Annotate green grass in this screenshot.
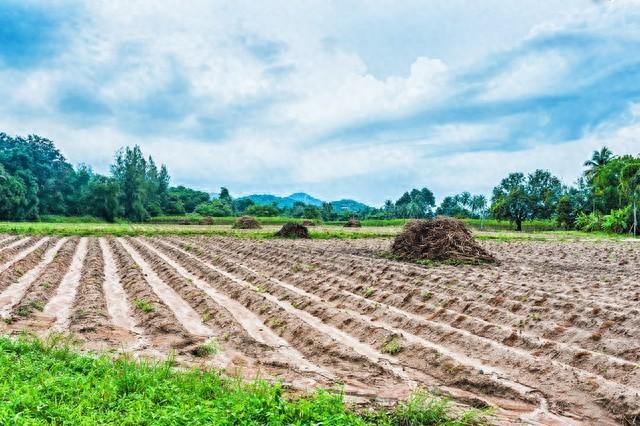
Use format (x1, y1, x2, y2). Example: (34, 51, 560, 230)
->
(1, 219, 632, 241)
(38, 215, 109, 224)
(0, 221, 394, 239)
(149, 215, 320, 226)
(0, 334, 486, 425)
(381, 337, 403, 355)
(192, 340, 219, 358)
(133, 298, 154, 313)
(463, 218, 559, 232)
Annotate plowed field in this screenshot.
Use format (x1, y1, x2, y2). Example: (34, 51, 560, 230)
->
(0, 234, 638, 425)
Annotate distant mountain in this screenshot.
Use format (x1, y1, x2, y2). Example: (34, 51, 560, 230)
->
(237, 192, 369, 212)
(330, 199, 369, 212)
(287, 192, 323, 206)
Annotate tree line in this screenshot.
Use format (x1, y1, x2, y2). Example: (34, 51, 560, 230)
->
(0, 133, 210, 222)
(0, 133, 638, 233)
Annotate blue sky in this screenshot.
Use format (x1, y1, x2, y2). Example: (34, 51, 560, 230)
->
(1, 0, 640, 205)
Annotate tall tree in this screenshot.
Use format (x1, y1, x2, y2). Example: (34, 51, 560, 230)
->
(620, 159, 640, 235)
(491, 172, 531, 231)
(527, 169, 563, 219)
(111, 146, 149, 221)
(584, 146, 614, 179)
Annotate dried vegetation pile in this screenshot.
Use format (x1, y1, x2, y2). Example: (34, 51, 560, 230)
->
(275, 222, 310, 239)
(232, 216, 262, 229)
(391, 217, 496, 264)
(343, 218, 362, 228)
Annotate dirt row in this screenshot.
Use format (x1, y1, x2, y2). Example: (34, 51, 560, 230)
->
(162, 236, 638, 424)
(0, 235, 637, 424)
(204, 237, 640, 362)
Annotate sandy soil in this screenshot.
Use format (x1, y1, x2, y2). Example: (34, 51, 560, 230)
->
(0, 234, 638, 425)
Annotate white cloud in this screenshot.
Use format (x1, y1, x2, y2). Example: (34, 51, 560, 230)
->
(2, 0, 640, 205)
(481, 51, 572, 101)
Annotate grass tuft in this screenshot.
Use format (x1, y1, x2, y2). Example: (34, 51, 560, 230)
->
(381, 337, 403, 355)
(133, 298, 154, 313)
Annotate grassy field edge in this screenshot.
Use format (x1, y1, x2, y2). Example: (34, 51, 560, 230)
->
(0, 334, 486, 425)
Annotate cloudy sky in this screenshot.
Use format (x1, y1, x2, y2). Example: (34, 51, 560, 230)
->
(1, 0, 640, 205)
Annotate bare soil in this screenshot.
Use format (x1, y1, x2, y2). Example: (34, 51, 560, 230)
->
(0, 234, 638, 425)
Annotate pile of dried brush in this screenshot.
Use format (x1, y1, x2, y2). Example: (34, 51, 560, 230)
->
(275, 222, 310, 238)
(391, 217, 496, 264)
(232, 216, 262, 229)
(301, 220, 316, 227)
(200, 216, 214, 225)
(343, 218, 362, 228)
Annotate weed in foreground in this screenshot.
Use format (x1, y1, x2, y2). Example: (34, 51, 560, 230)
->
(133, 298, 154, 313)
(381, 336, 403, 355)
(192, 339, 219, 358)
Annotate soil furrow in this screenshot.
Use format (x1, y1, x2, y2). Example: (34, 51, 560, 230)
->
(8, 239, 80, 322)
(106, 238, 190, 349)
(0, 235, 19, 248)
(206, 238, 639, 362)
(155, 241, 473, 389)
(178, 237, 638, 424)
(134, 237, 333, 381)
(42, 238, 89, 330)
(0, 237, 49, 278)
(197, 238, 640, 381)
(312, 239, 640, 319)
(0, 236, 32, 257)
(117, 238, 213, 337)
(0, 238, 68, 318)
(69, 239, 114, 341)
(145, 238, 413, 396)
(99, 238, 140, 334)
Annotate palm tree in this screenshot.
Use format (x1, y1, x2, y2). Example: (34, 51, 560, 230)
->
(584, 146, 614, 178)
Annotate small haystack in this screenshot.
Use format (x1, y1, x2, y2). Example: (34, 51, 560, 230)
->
(232, 215, 262, 229)
(275, 222, 310, 238)
(391, 217, 496, 264)
(200, 216, 214, 225)
(343, 218, 362, 228)
(301, 220, 316, 227)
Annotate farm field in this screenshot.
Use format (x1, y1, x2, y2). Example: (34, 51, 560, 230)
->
(0, 234, 638, 424)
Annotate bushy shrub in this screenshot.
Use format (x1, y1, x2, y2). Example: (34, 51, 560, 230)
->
(602, 207, 631, 234)
(194, 200, 232, 217)
(575, 212, 602, 232)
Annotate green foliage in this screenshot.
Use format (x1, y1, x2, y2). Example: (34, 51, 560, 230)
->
(193, 340, 219, 357)
(86, 175, 123, 222)
(195, 187, 234, 217)
(491, 170, 562, 231)
(575, 212, 602, 232)
(168, 186, 210, 213)
(602, 207, 631, 234)
(133, 298, 154, 313)
(244, 203, 280, 217)
(386, 187, 436, 219)
(555, 195, 575, 230)
(436, 192, 487, 219)
(195, 199, 233, 217)
(0, 336, 480, 425)
(0, 164, 39, 220)
(0, 133, 74, 217)
(381, 337, 402, 355)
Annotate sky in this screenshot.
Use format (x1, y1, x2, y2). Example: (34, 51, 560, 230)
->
(1, 0, 640, 205)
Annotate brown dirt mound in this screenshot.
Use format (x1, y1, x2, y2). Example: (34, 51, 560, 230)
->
(275, 222, 310, 238)
(343, 218, 361, 228)
(232, 216, 262, 229)
(391, 217, 496, 264)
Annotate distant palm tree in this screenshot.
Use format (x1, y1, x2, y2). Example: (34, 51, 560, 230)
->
(584, 146, 614, 178)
